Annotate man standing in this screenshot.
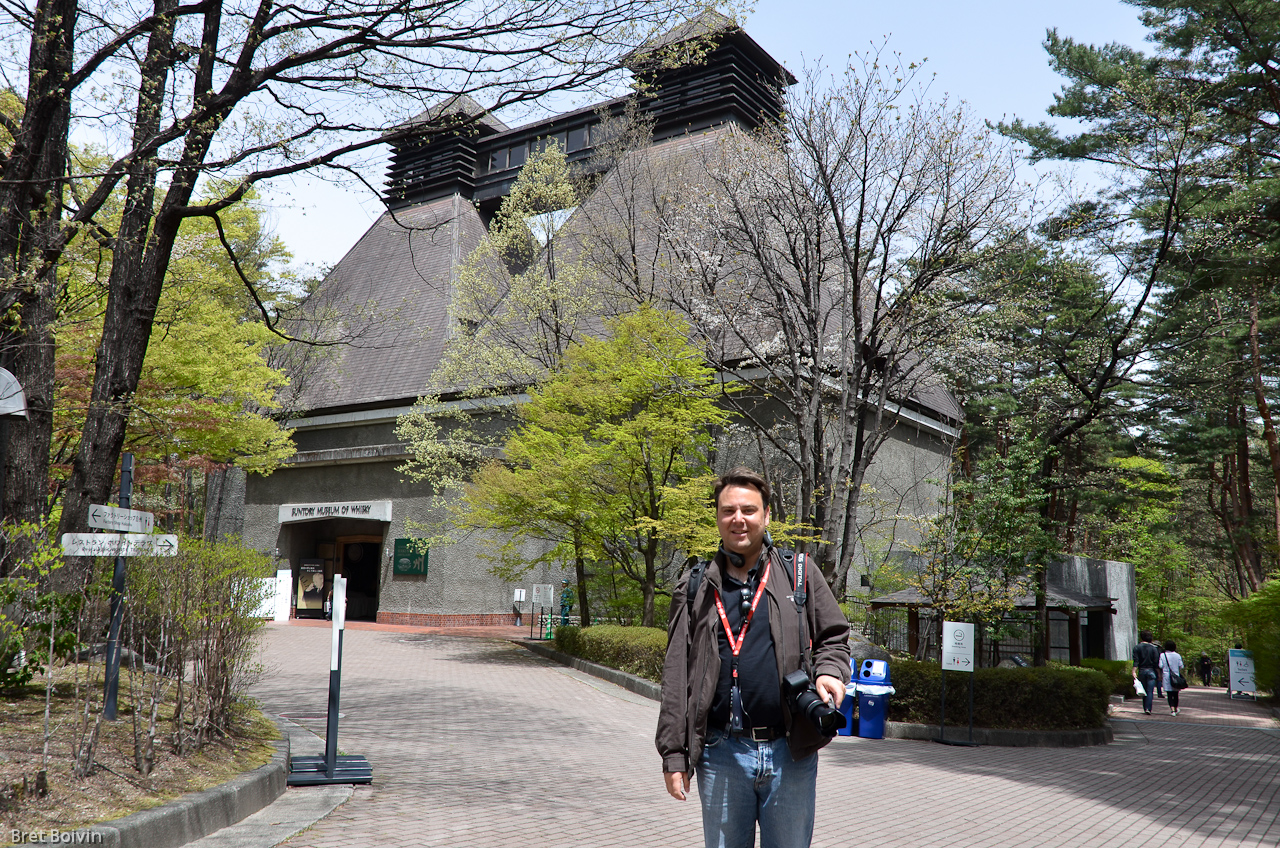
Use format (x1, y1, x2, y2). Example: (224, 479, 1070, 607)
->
(1132, 630, 1160, 715)
(560, 579, 574, 626)
(657, 468, 851, 848)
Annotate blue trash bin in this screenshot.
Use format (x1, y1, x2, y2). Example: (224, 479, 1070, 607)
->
(837, 680, 856, 735)
(855, 659, 895, 739)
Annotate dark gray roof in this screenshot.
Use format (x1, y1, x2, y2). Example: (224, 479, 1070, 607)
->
(294, 196, 490, 412)
(400, 94, 510, 135)
(631, 9, 738, 55)
(869, 585, 1115, 612)
(293, 128, 964, 427)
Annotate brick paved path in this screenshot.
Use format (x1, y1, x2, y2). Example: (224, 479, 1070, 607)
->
(252, 623, 1280, 848)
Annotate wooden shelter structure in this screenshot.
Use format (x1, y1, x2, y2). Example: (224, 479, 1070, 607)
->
(868, 584, 1117, 667)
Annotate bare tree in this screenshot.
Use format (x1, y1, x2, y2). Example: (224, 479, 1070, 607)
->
(663, 53, 1031, 592)
(0, 0, 728, 561)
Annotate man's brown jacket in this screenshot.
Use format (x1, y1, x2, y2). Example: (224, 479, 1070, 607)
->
(656, 546, 852, 775)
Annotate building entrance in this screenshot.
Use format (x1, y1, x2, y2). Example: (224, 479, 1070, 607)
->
(275, 509, 389, 622)
(337, 535, 383, 621)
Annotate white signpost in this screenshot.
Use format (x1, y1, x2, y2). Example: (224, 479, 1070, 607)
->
(61, 533, 178, 558)
(87, 503, 155, 534)
(942, 622, 975, 672)
(938, 620, 978, 746)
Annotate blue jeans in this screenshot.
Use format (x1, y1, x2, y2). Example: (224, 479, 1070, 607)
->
(696, 727, 818, 848)
(1138, 670, 1157, 713)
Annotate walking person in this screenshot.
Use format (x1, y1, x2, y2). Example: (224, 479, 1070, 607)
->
(1132, 631, 1160, 715)
(657, 467, 851, 848)
(1198, 652, 1212, 687)
(1161, 640, 1186, 716)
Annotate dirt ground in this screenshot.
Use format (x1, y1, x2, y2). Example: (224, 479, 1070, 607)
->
(0, 664, 276, 840)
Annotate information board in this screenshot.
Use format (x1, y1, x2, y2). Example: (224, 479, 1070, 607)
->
(87, 504, 155, 534)
(61, 533, 177, 557)
(393, 538, 428, 575)
(941, 621, 975, 672)
(1228, 648, 1256, 695)
(532, 584, 555, 607)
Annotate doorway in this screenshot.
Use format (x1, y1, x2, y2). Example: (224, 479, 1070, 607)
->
(336, 535, 383, 621)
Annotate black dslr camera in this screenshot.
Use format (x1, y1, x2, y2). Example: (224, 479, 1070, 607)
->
(782, 669, 846, 737)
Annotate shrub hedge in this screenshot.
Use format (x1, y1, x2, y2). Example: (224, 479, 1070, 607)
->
(886, 659, 1112, 730)
(549, 628, 1113, 729)
(1081, 658, 1135, 697)
(553, 625, 667, 682)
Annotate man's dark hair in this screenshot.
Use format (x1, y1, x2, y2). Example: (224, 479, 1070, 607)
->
(713, 467, 771, 508)
(1139, 630, 1153, 643)
(1163, 640, 1177, 652)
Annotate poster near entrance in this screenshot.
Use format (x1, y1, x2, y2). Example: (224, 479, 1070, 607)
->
(297, 559, 326, 614)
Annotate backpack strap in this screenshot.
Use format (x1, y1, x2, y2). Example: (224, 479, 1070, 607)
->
(687, 549, 809, 616)
(685, 559, 707, 618)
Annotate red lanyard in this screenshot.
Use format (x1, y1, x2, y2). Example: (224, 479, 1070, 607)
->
(714, 560, 771, 679)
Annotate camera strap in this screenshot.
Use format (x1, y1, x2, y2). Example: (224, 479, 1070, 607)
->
(713, 560, 772, 732)
(793, 552, 815, 677)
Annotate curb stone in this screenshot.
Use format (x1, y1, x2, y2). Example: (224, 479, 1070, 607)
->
(85, 716, 291, 848)
(518, 640, 662, 701)
(517, 640, 1112, 747)
(879, 721, 1113, 747)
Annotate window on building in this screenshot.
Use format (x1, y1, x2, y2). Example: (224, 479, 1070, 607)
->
(567, 125, 590, 152)
(488, 147, 507, 172)
(508, 142, 527, 168)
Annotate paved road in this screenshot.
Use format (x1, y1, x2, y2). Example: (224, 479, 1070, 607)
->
(251, 623, 1280, 848)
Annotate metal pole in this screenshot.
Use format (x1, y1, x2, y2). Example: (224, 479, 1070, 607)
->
(103, 452, 133, 720)
(324, 576, 347, 779)
(967, 667, 975, 744)
(938, 668, 946, 743)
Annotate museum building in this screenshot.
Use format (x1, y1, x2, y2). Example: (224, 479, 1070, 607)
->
(222, 15, 963, 626)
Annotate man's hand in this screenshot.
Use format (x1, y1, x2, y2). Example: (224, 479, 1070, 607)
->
(815, 674, 845, 708)
(664, 771, 690, 801)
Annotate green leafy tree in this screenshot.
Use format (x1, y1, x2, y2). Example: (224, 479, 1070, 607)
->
(458, 306, 730, 626)
(0, 0, 732, 562)
(1224, 575, 1280, 693)
(1095, 456, 1235, 654)
(1001, 2, 1280, 602)
(912, 431, 1054, 657)
(50, 192, 296, 535)
(439, 142, 596, 391)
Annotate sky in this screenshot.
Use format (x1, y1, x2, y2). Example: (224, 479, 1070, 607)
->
(260, 0, 1156, 273)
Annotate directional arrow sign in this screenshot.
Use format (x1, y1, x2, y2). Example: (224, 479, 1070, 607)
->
(941, 620, 975, 673)
(61, 533, 178, 558)
(87, 503, 155, 534)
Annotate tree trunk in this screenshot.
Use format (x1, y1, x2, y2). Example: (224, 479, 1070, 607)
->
(1246, 283, 1280, 558)
(0, 0, 76, 571)
(59, 0, 199, 548)
(573, 530, 590, 628)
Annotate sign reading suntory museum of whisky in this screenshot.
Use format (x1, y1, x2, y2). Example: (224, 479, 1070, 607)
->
(278, 501, 393, 524)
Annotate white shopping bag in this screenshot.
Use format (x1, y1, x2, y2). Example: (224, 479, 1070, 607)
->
(1132, 677, 1146, 697)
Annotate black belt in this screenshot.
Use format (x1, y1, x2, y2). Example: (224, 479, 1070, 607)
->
(728, 725, 786, 742)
